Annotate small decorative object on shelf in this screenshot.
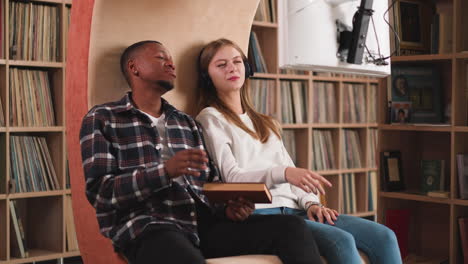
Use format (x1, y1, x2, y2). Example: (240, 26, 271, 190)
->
(380, 150, 405, 192)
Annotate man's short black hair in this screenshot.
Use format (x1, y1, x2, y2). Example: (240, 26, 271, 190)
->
(120, 40, 162, 85)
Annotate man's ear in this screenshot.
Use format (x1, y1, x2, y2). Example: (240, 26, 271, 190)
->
(128, 59, 138, 75)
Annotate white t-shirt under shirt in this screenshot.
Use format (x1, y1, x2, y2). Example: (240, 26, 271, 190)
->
(196, 107, 319, 210)
(139, 110, 184, 185)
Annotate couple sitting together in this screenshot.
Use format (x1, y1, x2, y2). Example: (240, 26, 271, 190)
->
(79, 39, 401, 264)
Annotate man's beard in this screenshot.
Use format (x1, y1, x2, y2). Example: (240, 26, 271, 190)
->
(157, 80, 174, 92)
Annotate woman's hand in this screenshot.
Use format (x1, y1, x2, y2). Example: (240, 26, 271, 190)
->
(225, 197, 255, 221)
(307, 204, 339, 225)
(285, 167, 332, 195)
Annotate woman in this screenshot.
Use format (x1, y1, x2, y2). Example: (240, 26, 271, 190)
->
(195, 38, 402, 264)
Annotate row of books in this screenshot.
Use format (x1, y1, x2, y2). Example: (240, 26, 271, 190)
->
(10, 135, 59, 193)
(65, 195, 79, 251)
(10, 68, 56, 126)
(368, 172, 378, 211)
(282, 129, 296, 164)
(281, 81, 307, 124)
(249, 80, 378, 124)
(369, 84, 378, 123)
(248, 31, 268, 73)
(312, 82, 337, 123)
(343, 172, 377, 214)
(0, 96, 4, 126)
(429, 3, 453, 54)
(312, 130, 336, 171)
(64, 5, 71, 59)
(9, 196, 78, 258)
(466, 64, 468, 127)
(0, 0, 4, 59)
(253, 0, 277, 23)
(314, 72, 341, 78)
(249, 79, 276, 117)
(10, 200, 28, 258)
(9, 1, 61, 61)
(283, 128, 376, 171)
(457, 154, 468, 200)
(343, 83, 366, 123)
(367, 129, 378, 169)
(279, 68, 308, 75)
(342, 173, 357, 214)
(341, 130, 363, 169)
(389, 1, 452, 56)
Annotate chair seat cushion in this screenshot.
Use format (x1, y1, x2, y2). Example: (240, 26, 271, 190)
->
(206, 251, 370, 264)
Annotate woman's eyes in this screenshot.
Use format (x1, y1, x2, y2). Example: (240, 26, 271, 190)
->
(217, 61, 243, 67)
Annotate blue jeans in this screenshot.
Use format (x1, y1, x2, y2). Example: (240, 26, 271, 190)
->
(254, 207, 402, 264)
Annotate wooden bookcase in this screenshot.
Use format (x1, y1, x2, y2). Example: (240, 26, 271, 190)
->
(250, 0, 380, 220)
(0, 0, 78, 263)
(377, 0, 468, 263)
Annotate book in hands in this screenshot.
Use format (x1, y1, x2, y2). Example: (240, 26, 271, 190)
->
(203, 183, 272, 203)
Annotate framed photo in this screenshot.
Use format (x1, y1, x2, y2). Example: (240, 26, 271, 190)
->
(381, 151, 405, 191)
(391, 101, 412, 124)
(390, 65, 442, 124)
(395, 0, 431, 52)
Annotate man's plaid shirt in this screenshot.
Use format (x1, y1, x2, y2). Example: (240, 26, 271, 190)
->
(79, 93, 219, 251)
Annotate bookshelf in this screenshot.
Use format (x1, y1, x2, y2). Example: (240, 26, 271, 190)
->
(250, 0, 379, 219)
(377, 0, 468, 263)
(0, 0, 79, 263)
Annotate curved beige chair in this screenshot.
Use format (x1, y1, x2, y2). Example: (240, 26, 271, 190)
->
(65, 0, 369, 263)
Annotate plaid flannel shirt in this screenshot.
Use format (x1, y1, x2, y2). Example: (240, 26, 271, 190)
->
(79, 92, 219, 251)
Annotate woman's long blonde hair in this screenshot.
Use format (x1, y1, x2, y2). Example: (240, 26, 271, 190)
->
(196, 38, 280, 143)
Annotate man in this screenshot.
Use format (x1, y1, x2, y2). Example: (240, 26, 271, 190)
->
(80, 40, 322, 264)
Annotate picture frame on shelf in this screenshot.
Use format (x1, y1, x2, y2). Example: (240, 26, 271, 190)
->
(390, 65, 443, 124)
(391, 101, 412, 124)
(381, 151, 405, 191)
(394, 0, 431, 54)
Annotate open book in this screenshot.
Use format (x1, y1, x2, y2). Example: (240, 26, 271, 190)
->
(203, 183, 272, 203)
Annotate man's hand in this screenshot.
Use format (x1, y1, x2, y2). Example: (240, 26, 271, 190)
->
(164, 149, 208, 178)
(307, 204, 339, 225)
(285, 167, 332, 195)
(225, 197, 255, 222)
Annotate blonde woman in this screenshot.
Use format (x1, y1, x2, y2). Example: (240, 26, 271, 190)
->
(196, 38, 402, 264)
